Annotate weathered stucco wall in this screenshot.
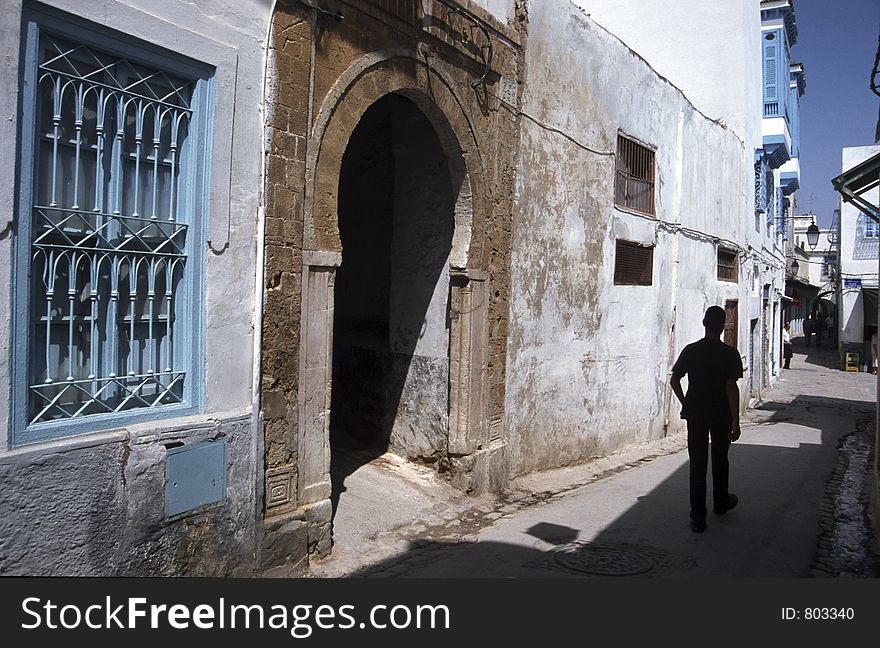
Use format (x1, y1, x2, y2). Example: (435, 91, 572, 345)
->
(577, 0, 763, 149)
(0, 414, 256, 576)
(0, 0, 268, 575)
(506, 0, 756, 475)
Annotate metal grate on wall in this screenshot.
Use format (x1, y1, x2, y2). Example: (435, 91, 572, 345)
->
(614, 134, 655, 216)
(26, 31, 195, 425)
(613, 239, 654, 286)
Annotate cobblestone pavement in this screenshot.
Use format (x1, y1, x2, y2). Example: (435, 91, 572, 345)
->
(750, 338, 880, 578)
(307, 335, 879, 578)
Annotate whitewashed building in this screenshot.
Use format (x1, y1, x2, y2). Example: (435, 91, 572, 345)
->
(836, 145, 880, 369)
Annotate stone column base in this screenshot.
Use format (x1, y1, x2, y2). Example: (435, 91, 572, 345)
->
(447, 441, 508, 495)
(260, 498, 333, 577)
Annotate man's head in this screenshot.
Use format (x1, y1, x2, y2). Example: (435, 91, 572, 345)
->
(702, 305, 726, 334)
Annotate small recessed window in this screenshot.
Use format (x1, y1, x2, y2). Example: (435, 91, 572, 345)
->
(717, 249, 739, 282)
(614, 134, 656, 216)
(614, 239, 654, 286)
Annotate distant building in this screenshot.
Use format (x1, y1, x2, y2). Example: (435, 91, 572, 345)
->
(836, 145, 880, 370)
(785, 214, 836, 338)
(758, 0, 804, 389)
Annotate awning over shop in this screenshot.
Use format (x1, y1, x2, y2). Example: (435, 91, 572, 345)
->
(832, 152, 880, 222)
(863, 287, 878, 328)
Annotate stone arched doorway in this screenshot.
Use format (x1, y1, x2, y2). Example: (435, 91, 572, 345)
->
(331, 92, 455, 462)
(294, 66, 492, 529)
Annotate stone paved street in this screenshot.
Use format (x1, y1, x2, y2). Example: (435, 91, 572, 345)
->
(308, 336, 879, 578)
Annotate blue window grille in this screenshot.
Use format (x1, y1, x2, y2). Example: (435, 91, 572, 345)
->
(12, 8, 212, 445)
(754, 157, 767, 214)
(864, 214, 879, 239)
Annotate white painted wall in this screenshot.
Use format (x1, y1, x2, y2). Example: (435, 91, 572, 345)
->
(575, 0, 763, 148)
(506, 0, 761, 475)
(839, 145, 880, 346)
(573, 0, 786, 393)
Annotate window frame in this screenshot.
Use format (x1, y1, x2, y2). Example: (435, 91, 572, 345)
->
(613, 238, 654, 286)
(717, 248, 739, 283)
(614, 132, 656, 216)
(10, 6, 214, 446)
(863, 213, 879, 239)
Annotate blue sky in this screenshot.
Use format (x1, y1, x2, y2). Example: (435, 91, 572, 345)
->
(794, 0, 880, 227)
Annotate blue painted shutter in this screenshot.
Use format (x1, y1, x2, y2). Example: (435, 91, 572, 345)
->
(763, 39, 778, 102)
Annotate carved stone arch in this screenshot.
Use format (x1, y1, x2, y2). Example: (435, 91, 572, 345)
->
(304, 48, 485, 270)
(295, 50, 493, 510)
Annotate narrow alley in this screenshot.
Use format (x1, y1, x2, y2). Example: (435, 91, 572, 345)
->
(311, 337, 879, 578)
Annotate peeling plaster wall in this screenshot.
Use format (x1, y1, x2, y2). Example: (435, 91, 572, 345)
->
(0, 414, 256, 576)
(387, 101, 454, 458)
(506, 0, 755, 475)
(574, 0, 762, 149)
(568, 0, 783, 398)
(0, 0, 268, 575)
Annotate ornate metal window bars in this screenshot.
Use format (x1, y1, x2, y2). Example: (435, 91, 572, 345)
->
(17, 24, 207, 435)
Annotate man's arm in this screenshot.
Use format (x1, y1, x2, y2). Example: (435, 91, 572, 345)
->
(726, 378, 741, 441)
(671, 373, 686, 409)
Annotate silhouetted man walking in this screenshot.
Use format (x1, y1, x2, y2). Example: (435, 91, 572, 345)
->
(670, 306, 744, 533)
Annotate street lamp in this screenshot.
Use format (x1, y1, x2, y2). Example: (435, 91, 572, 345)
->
(791, 259, 800, 275)
(806, 222, 820, 249)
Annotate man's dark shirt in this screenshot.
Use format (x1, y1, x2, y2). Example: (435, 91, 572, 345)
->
(671, 338, 744, 422)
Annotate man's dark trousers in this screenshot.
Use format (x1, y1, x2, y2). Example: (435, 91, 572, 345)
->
(687, 418, 731, 521)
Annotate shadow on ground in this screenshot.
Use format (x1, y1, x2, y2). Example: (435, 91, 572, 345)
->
(337, 395, 877, 578)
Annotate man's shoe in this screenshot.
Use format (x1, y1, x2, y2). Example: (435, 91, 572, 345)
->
(713, 493, 738, 515)
(690, 518, 706, 533)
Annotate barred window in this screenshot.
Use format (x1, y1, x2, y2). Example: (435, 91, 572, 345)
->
(614, 134, 655, 215)
(613, 239, 654, 286)
(12, 12, 211, 444)
(717, 249, 738, 283)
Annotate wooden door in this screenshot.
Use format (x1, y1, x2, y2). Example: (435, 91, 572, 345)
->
(724, 300, 738, 348)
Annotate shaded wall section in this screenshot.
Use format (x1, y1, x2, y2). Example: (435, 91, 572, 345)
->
(0, 416, 256, 576)
(332, 94, 453, 461)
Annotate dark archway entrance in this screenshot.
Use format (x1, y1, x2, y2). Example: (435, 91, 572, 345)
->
(330, 93, 455, 517)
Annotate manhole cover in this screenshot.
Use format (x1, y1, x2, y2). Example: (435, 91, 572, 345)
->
(552, 542, 655, 576)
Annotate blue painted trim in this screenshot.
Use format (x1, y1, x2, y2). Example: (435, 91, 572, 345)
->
(15, 402, 198, 446)
(11, 4, 216, 447)
(10, 20, 41, 447)
(762, 32, 780, 104)
(24, 4, 213, 80)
